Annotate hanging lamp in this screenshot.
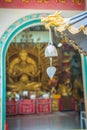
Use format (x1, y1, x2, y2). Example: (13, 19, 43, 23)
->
(45, 28, 58, 57)
(45, 28, 58, 79)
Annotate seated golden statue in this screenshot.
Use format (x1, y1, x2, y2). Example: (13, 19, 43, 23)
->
(7, 49, 42, 91)
(58, 82, 72, 96)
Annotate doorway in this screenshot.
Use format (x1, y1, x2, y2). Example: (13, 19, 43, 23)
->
(1, 13, 48, 130)
(1, 13, 84, 130)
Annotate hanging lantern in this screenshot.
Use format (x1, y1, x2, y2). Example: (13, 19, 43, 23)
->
(45, 44, 58, 57)
(45, 26, 58, 57)
(44, 22, 58, 78)
(46, 66, 56, 79)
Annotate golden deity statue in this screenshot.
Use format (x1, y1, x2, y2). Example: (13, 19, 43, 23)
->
(58, 80, 72, 96)
(7, 49, 42, 91)
(8, 50, 37, 79)
(6, 42, 58, 92)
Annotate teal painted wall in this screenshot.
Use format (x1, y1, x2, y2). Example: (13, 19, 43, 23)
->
(81, 54, 87, 115)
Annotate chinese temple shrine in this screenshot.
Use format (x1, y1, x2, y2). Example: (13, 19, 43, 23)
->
(0, 0, 87, 130)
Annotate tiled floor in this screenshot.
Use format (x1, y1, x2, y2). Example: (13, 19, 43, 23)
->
(7, 111, 80, 130)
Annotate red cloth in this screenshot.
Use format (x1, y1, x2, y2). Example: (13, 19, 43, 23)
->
(5, 122, 8, 130)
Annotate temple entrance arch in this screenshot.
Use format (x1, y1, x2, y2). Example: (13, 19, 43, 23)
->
(0, 13, 48, 130)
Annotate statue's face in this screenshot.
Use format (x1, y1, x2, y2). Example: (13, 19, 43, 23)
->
(19, 51, 28, 61)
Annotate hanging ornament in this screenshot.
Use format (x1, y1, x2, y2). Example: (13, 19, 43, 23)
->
(45, 25, 57, 79)
(45, 44, 58, 57)
(45, 27, 58, 57)
(46, 66, 56, 79)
